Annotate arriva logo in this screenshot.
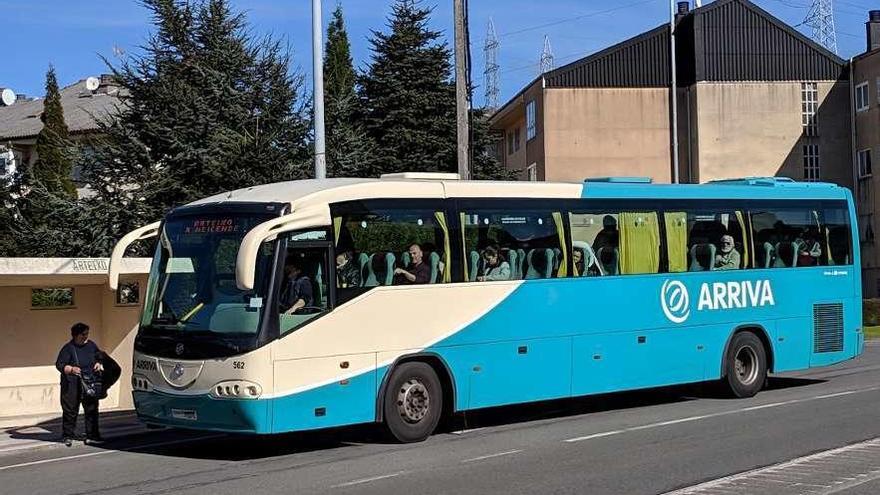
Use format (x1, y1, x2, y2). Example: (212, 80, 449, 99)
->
(661, 280, 690, 323)
(661, 279, 776, 323)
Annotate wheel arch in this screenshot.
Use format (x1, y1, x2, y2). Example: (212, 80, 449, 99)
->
(720, 324, 775, 377)
(375, 352, 457, 423)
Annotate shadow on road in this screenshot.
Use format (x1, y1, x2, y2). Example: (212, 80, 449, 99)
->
(72, 376, 826, 462)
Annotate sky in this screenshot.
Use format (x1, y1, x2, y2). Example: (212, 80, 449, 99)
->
(0, 0, 876, 108)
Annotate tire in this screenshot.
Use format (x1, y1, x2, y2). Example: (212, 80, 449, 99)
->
(383, 362, 443, 443)
(723, 331, 768, 398)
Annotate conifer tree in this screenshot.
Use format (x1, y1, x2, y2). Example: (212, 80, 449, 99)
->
(31, 66, 76, 197)
(83, 0, 312, 248)
(324, 3, 374, 177)
(359, 0, 456, 175)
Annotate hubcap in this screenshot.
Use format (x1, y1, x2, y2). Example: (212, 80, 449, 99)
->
(734, 346, 759, 386)
(397, 378, 430, 424)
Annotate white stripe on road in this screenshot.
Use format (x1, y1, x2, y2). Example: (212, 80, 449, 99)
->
(332, 471, 407, 488)
(461, 449, 523, 463)
(565, 385, 880, 443)
(0, 434, 225, 472)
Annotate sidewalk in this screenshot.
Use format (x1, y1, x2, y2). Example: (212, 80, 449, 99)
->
(0, 411, 155, 455)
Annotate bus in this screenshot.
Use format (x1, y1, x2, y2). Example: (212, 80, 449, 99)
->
(109, 174, 862, 442)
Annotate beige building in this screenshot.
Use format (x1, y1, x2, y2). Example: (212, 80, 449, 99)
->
(0, 258, 149, 424)
(854, 11, 880, 297)
(0, 75, 121, 192)
(491, 0, 853, 189)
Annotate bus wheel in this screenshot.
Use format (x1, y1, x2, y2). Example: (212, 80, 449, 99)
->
(383, 362, 443, 443)
(724, 331, 767, 398)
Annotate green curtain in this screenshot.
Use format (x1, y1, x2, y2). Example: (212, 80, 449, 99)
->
(333, 216, 342, 245)
(619, 212, 660, 274)
(664, 212, 688, 273)
(735, 210, 750, 267)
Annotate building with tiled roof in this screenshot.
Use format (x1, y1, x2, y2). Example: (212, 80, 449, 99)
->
(0, 75, 123, 184)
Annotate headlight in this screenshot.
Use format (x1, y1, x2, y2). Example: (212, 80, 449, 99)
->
(131, 374, 153, 392)
(210, 380, 262, 399)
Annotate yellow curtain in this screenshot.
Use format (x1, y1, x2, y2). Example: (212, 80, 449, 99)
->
(552, 212, 568, 277)
(435, 212, 452, 283)
(333, 216, 342, 245)
(664, 212, 688, 273)
(619, 212, 659, 274)
(460, 212, 469, 281)
(735, 210, 750, 268)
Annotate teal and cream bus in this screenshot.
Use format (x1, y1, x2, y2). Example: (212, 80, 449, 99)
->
(109, 174, 861, 442)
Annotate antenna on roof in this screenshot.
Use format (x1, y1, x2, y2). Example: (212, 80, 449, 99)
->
(0, 88, 15, 107)
(85, 77, 100, 92)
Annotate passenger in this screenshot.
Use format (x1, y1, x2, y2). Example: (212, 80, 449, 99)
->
(797, 229, 822, 266)
(714, 235, 741, 270)
(393, 243, 431, 285)
(336, 251, 360, 288)
(572, 249, 585, 276)
(280, 258, 313, 314)
(593, 215, 619, 251)
(477, 246, 511, 281)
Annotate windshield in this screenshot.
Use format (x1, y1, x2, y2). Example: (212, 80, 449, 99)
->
(141, 213, 276, 341)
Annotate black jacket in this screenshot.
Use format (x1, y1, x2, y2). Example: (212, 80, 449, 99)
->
(55, 341, 121, 398)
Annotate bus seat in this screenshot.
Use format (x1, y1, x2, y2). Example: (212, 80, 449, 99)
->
(516, 249, 526, 279)
(367, 252, 395, 286)
(506, 249, 519, 279)
(357, 253, 369, 287)
(401, 251, 411, 268)
(774, 242, 797, 268)
(468, 250, 480, 282)
(755, 242, 774, 268)
(314, 264, 324, 306)
(596, 247, 619, 275)
(526, 249, 552, 279)
(428, 252, 440, 283)
(689, 244, 716, 271)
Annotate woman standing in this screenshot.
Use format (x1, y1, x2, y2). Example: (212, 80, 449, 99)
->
(55, 322, 104, 446)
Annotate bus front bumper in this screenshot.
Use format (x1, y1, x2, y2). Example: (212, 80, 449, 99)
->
(132, 390, 271, 434)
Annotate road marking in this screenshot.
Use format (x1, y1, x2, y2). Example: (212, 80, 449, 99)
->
(0, 434, 224, 472)
(565, 385, 880, 443)
(661, 437, 880, 494)
(461, 449, 523, 463)
(451, 427, 485, 435)
(332, 471, 406, 488)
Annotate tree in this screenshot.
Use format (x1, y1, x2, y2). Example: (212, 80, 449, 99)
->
(83, 0, 312, 248)
(470, 108, 516, 181)
(324, 3, 374, 177)
(359, 0, 456, 176)
(30, 66, 76, 197)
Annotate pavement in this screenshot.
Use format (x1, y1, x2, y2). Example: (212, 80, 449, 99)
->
(0, 411, 151, 454)
(3, 343, 880, 494)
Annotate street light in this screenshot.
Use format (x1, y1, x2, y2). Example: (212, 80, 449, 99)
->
(313, 0, 327, 179)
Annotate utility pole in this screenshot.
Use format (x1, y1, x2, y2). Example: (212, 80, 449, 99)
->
(454, 0, 470, 180)
(540, 35, 555, 74)
(805, 0, 838, 54)
(669, 0, 680, 184)
(312, 0, 327, 179)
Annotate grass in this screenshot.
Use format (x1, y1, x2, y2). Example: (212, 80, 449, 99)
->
(865, 326, 880, 340)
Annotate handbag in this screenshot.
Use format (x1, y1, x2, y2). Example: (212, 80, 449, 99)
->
(72, 345, 103, 399)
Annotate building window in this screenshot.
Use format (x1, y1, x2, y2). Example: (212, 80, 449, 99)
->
(803, 144, 820, 181)
(514, 127, 521, 152)
(801, 82, 818, 137)
(859, 149, 873, 178)
(116, 281, 141, 306)
(856, 82, 870, 112)
(527, 163, 537, 181)
(507, 131, 514, 155)
(526, 100, 537, 141)
(860, 214, 875, 245)
(31, 288, 75, 310)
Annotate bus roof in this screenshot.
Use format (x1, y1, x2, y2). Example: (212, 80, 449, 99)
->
(185, 176, 851, 212)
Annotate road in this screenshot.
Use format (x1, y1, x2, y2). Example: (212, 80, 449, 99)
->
(4, 343, 880, 495)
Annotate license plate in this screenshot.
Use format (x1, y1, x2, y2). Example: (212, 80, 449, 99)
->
(170, 408, 197, 421)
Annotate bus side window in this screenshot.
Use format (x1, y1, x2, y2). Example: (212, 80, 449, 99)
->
(666, 210, 746, 273)
(569, 211, 659, 276)
(463, 209, 564, 281)
(823, 206, 853, 266)
(751, 206, 827, 268)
